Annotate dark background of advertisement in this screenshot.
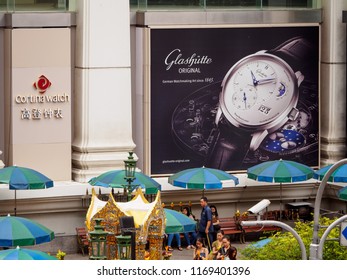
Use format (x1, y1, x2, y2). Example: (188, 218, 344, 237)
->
(150, 26, 319, 175)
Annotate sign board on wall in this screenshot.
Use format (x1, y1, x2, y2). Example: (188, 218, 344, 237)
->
(6, 28, 72, 181)
(145, 25, 320, 176)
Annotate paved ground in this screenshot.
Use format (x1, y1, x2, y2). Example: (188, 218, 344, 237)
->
(64, 241, 251, 260)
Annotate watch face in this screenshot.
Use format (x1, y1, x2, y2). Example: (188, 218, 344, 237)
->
(220, 53, 299, 131)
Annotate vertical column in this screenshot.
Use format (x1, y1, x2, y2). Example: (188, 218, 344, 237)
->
(320, 0, 347, 165)
(72, 0, 135, 182)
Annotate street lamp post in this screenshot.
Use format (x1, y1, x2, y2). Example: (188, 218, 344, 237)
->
(317, 214, 347, 259)
(309, 158, 347, 260)
(124, 152, 137, 201)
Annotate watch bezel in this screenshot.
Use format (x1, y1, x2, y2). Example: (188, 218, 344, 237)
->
(219, 52, 299, 133)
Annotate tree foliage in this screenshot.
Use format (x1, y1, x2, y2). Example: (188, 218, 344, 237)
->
(241, 217, 347, 260)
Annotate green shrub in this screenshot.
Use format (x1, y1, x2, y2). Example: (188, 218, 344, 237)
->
(241, 217, 347, 260)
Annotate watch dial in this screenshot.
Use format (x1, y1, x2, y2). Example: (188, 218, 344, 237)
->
(220, 53, 299, 130)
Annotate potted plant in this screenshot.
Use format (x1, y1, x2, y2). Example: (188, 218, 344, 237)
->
(56, 249, 66, 260)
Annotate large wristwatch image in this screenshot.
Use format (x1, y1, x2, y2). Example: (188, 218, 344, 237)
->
(205, 36, 315, 169)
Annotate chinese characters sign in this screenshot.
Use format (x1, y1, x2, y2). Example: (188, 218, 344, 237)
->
(15, 75, 70, 121)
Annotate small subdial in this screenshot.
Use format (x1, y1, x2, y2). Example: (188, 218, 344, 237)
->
(232, 86, 257, 110)
(276, 82, 287, 98)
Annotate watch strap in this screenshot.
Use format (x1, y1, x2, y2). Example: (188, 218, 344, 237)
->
(205, 118, 251, 170)
(267, 36, 315, 75)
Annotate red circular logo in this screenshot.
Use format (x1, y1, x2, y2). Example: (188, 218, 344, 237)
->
(33, 75, 52, 94)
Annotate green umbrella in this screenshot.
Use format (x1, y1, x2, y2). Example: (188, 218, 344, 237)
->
(0, 246, 57, 260)
(313, 164, 347, 201)
(0, 166, 54, 215)
(0, 166, 53, 190)
(247, 159, 315, 220)
(247, 159, 314, 183)
(89, 170, 161, 195)
(168, 167, 239, 190)
(164, 209, 197, 234)
(0, 214, 55, 247)
(314, 164, 347, 182)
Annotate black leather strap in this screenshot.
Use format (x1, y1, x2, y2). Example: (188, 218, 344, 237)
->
(205, 117, 251, 170)
(267, 36, 314, 75)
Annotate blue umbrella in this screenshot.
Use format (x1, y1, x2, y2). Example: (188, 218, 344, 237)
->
(248, 159, 315, 183)
(314, 164, 347, 183)
(89, 170, 161, 195)
(0, 246, 57, 260)
(247, 159, 315, 219)
(314, 164, 347, 201)
(0, 166, 54, 215)
(0, 215, 55, 246)
(0, 166, 53, 189)
(164, 209, 197, 234)
(168, 167, 239, 190)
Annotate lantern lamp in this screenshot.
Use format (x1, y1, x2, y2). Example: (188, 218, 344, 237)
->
(89, 218, 108, 260)
(124, 152, 136, 178)
(124, 152, 137, 201)
(116, 235, 132, 260)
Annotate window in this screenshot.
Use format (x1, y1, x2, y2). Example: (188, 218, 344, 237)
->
(130, 0, 320, 10)
(0, 0, 71, 12)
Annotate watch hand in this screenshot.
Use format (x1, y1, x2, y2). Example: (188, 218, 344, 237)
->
(257, 78, 276, 85)
(243, 92, 247, 108)
(250, 70, 258, 86)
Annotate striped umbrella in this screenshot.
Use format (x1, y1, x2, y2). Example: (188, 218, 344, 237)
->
(248, 159, 314, 183)
(0, 166, 54, 215)
(247, 159, 315, 219)
(168, 167, 239, 190)
(0, 215, 55, 247)
(0, 246, 57, 260)
(164, 208, 197, 234)
(89, 170, 161, 195)
(314, 164, 347, 183)
(0, 166, 53, 190)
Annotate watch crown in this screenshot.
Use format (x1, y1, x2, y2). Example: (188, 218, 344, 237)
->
(295, 71, 304, 86)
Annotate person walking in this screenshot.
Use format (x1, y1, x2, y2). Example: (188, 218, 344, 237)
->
(197, 196, 213, 251)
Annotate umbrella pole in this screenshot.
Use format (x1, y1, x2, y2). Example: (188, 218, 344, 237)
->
(279, 183, 282, 221)
(14, 190, 17, 216)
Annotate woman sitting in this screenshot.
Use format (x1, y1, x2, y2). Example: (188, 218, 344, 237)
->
(209, 230, 224, 260)
(216, 235, 237, 260)
(193, 238, 209, 260)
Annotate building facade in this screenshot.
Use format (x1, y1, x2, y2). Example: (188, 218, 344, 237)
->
(0, 0, 346, 253)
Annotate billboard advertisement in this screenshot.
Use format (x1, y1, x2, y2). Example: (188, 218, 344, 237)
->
(149, 25, 319, 175)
